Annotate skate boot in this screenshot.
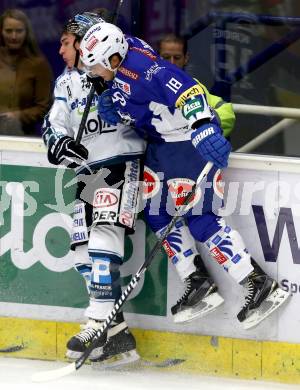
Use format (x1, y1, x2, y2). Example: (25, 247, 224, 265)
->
(171, 255, 224, 323)
(90, 322, 140, 369)
(237, 260, 291, 329)
(66, 317, 106, 360)
(66, 312, 140, 367)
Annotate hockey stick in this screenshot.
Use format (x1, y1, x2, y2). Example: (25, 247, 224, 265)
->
(112, 0, 124, 23)
(31, 161, 213, 382)
(75, 0, 124, 146)
(75, 85, 95, 145)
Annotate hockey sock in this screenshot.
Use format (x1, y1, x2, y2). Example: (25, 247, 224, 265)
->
(205, 223, 253, 283)
(156, 217, 200, 280)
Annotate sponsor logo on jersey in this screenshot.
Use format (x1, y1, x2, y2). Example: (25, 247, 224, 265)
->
(118, 66, 139, 80)
(130, 46, 157, 60)
(80, 76, 92, 91)
(71, 202, 88, 245)
(210, 247, 228, 265)
(73, 217, 84, 227)
(182, 97, 204, 120)
(162, 240, 176, 258)
(167, 178, 201, 209)
(93, 210, 118, 223)
(144, 63, 165, 81)
(67, 85, 72, 98)
(192, 127, 215, 147)
(71, 95, 98, 112)
(92, 188, 120, 224)
(93, 189, 119, 208)
(213, 169, 224, 199)
(175, 84, 204, 107)
(113, 77, 131, 95)
(119, 160, 140, 229)
(86, 36, 99, 51)
(143, 166, 160, 199)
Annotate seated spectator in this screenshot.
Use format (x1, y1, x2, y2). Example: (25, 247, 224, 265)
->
(0, 8, 52, 136)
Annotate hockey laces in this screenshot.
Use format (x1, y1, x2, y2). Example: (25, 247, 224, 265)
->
(176, 277, 193, 305)
(242, 279, 255, 309)
(75, 324, 98, 343)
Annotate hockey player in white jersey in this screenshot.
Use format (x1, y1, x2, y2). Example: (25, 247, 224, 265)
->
(42, 13, 145, 367)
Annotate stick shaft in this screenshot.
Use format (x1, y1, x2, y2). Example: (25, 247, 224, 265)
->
(75, 85, 95, 145)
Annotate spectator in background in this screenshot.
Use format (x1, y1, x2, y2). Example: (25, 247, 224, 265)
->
(158, 33, 189, 69)
(157, 33, 235, 139)
(0, 8, 52, 136)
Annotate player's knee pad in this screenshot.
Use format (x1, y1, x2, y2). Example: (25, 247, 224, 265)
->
(89, 253, 122, 300)
(86, 225, 125, 319)
(204, 222, 253, 283)
(86, 251, 123, 320)
(74, 244, 92, 293)
(156, 217, 197, 280)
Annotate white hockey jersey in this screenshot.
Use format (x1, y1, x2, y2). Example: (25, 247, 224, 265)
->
(42, 68, 146, 173)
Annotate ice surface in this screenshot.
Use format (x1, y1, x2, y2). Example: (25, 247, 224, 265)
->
(0, 357, 298, 390)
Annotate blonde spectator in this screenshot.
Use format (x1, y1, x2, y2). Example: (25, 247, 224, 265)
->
(0, 8, 52, 136)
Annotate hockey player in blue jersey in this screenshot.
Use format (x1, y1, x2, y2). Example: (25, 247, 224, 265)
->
(79, 21, 290, 329)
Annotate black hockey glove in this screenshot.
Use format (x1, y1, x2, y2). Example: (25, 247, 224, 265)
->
(48, 136, 88, 169)
(87, 75, 107, 95)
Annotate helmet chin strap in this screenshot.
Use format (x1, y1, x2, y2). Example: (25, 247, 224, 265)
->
(73, 35, 80, 68)
(74, 49, 80, 68)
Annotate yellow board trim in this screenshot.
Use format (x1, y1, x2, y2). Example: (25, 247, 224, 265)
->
(0, 317, 300, 384)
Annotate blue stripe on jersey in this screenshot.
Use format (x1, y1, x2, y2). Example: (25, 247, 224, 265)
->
(55, 97, 67, 102)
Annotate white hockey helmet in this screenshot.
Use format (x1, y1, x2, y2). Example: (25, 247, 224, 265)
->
(80, 22, 128, 72)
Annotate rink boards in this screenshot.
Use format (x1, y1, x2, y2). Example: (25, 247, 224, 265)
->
(1, 137, 300, 383)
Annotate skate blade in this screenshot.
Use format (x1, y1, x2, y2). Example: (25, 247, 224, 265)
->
(65, 345, 105, 361)
(91, 349, 140, 370)
(242, 288, 291, 330)
(173, 292, 225, 324)
(65, 350, 83, 360)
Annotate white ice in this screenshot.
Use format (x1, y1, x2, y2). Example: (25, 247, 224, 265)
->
(0, 357, 299, 390)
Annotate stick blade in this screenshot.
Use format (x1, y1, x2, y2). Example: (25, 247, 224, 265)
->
(31, 362, 76, 382)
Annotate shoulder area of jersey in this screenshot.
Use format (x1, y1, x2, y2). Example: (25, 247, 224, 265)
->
(120, 36, 163, 81)
(126, 37, 157, 61)
(55, 68, 77, 88)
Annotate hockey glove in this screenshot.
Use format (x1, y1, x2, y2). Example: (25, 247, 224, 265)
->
(98, 90, 121, 125)
(87, 75, 107, 96)
(191, 123, 231, 168)
(48, 136, 88, 169)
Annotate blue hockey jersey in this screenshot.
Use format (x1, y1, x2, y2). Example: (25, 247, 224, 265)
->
(106, 36, 223, 219)
(109, 36, 214, 143)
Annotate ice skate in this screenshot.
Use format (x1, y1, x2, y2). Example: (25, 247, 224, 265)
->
(90, 324, 140, 369)
(66, 318, 106, 360)
(237, 261, 291, 330)
(171, 263, 224, 323)
(66, 312, 139, 367)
